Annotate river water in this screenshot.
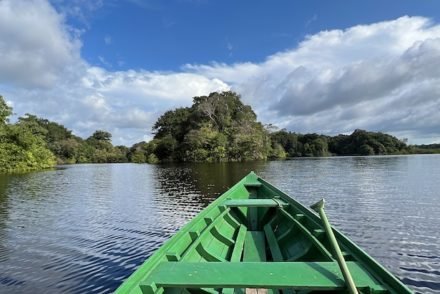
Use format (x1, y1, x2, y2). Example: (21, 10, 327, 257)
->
(0, 155, 439, 293)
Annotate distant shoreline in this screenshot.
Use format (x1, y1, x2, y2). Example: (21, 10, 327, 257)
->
(1, 92, 439, 174)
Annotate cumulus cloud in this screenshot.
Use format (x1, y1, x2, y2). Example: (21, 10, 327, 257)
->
(0, 0, 228, 144)
(0, 0, 81, 88)
(1, 0, 440, 145)
(186, 16, 440, 143)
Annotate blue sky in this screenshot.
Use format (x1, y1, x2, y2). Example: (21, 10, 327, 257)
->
(67, 0, 440, 70)
(1, 0, 440, 145)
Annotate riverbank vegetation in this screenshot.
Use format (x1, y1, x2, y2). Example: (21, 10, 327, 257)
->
(0, 95, 128, 173)
(269, 129, 410, 157)
(132, 92, 412, 162)
(1, 92, 438, 173)
(0, 96, 56, 173)
(410, 144, 440, 154)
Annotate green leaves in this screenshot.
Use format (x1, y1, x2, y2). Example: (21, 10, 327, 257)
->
(0, 97, 56, 173)
(0, 95, 12, 125)
(0, 128, 56, 173)
(271, 128, 410, 157)
(149, 91, 271, 162)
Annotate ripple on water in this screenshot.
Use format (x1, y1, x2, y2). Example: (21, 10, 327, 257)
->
(0, 158, 439, 293)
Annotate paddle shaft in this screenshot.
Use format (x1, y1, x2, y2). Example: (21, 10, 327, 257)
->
(312, 200, 359, 294)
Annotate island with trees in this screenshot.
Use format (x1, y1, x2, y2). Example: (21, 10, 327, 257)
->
(0, 92, 438, 173)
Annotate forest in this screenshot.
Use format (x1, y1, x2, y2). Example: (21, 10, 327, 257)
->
(0, 92, 436, 173)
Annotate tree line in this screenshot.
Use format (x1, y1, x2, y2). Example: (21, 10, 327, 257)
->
(0, 92, 437, 173)
(0, 98, 129, 173)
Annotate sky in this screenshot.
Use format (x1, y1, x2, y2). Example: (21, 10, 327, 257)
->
(1, 0, 440, 145)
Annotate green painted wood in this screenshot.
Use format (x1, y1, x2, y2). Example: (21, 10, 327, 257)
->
(116, 172, 414, 294)
(285, 237, 313, 262)
(206, 214, 237, 260)
(279, 208, 334, 261)
(263, 224, 283, 261)
(243, 231, 266, 262)
(198, 229, 229, 262)
(181, 209, 231, 262)
(195, 244, 227, 262)
(223, 199, 288, 208)
(312, 229, 325, 239)
(244, 182, 262, 188)
(230, 225, 247, 262)
(166, 253, 181, 262)
(211, 226, 234, 246)
(276, 223, 295, 243)
(311, 199, 358, 294)
(139, 262, 387, 291)
(224, 225, 248, 294)
(248, 190, 259, 231)
(224, 213, 241, 228)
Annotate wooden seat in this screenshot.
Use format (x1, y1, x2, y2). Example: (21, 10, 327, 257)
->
(139, 262, 387, 293)
(223, 199, 288, 208)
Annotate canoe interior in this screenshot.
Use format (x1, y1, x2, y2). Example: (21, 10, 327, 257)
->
(116, 172, 412, 294)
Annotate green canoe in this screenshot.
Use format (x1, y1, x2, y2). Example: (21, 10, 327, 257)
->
(116, 172, 412, 294)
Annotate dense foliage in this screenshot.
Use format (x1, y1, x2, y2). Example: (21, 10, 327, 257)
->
(15, 115, 129, 164)
(141, 91, 271, 162)
(0, 95, 129, 173)
(410, 143, 440, 154)
(132, 91, 416, 162)
(1, 92, 438, 173)
(270, 129, 410, 157)
(0, 96, 56, 173)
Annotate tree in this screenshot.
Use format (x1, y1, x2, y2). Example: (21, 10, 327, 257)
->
(0, 98, 57, 173)
(327, 129, 409, 156)
(149, 91, 271, 162)
(0, 95, 12, 124)
(91, 130, 112, 141)
(155, 135, 177, 160)
(359, 144, 375, 155)
(153, 108, 191, 141)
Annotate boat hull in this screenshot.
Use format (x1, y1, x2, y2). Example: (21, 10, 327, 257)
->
(116, 172, 412, 294)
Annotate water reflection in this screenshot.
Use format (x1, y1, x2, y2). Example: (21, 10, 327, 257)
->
(155, 161, 267, 201)
(0, 156, 439, 293)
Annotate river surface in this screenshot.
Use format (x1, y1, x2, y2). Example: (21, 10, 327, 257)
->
(0, 155, 439, 293)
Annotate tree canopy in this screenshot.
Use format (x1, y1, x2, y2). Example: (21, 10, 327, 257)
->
(0, 97, 56, 173)
(270, 129, 410, 157)
(0, 95, 12, 124)
(148, 91, 271, 162)
(0, 91, 437, 173)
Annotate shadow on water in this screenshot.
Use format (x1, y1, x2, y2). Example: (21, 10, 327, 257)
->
(155, 161, 268, 201)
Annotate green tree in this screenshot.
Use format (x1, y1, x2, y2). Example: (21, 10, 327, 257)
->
(131, 151, 147, 163)
(0, 98, 56, 173)
(359, 144, 375, 155)
(149, 91, 271, 162)
(0, 95, 13, 124)
(153, 108, 191, 141)
(155, 134, 177, 161)
(90, 130, 112, 141)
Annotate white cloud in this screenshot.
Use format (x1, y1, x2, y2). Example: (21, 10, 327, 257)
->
(1, 1, 440, 145)
(0, 0, 81, 88)
(0, 0, 228, 145)
(186, 16, 440, 143)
